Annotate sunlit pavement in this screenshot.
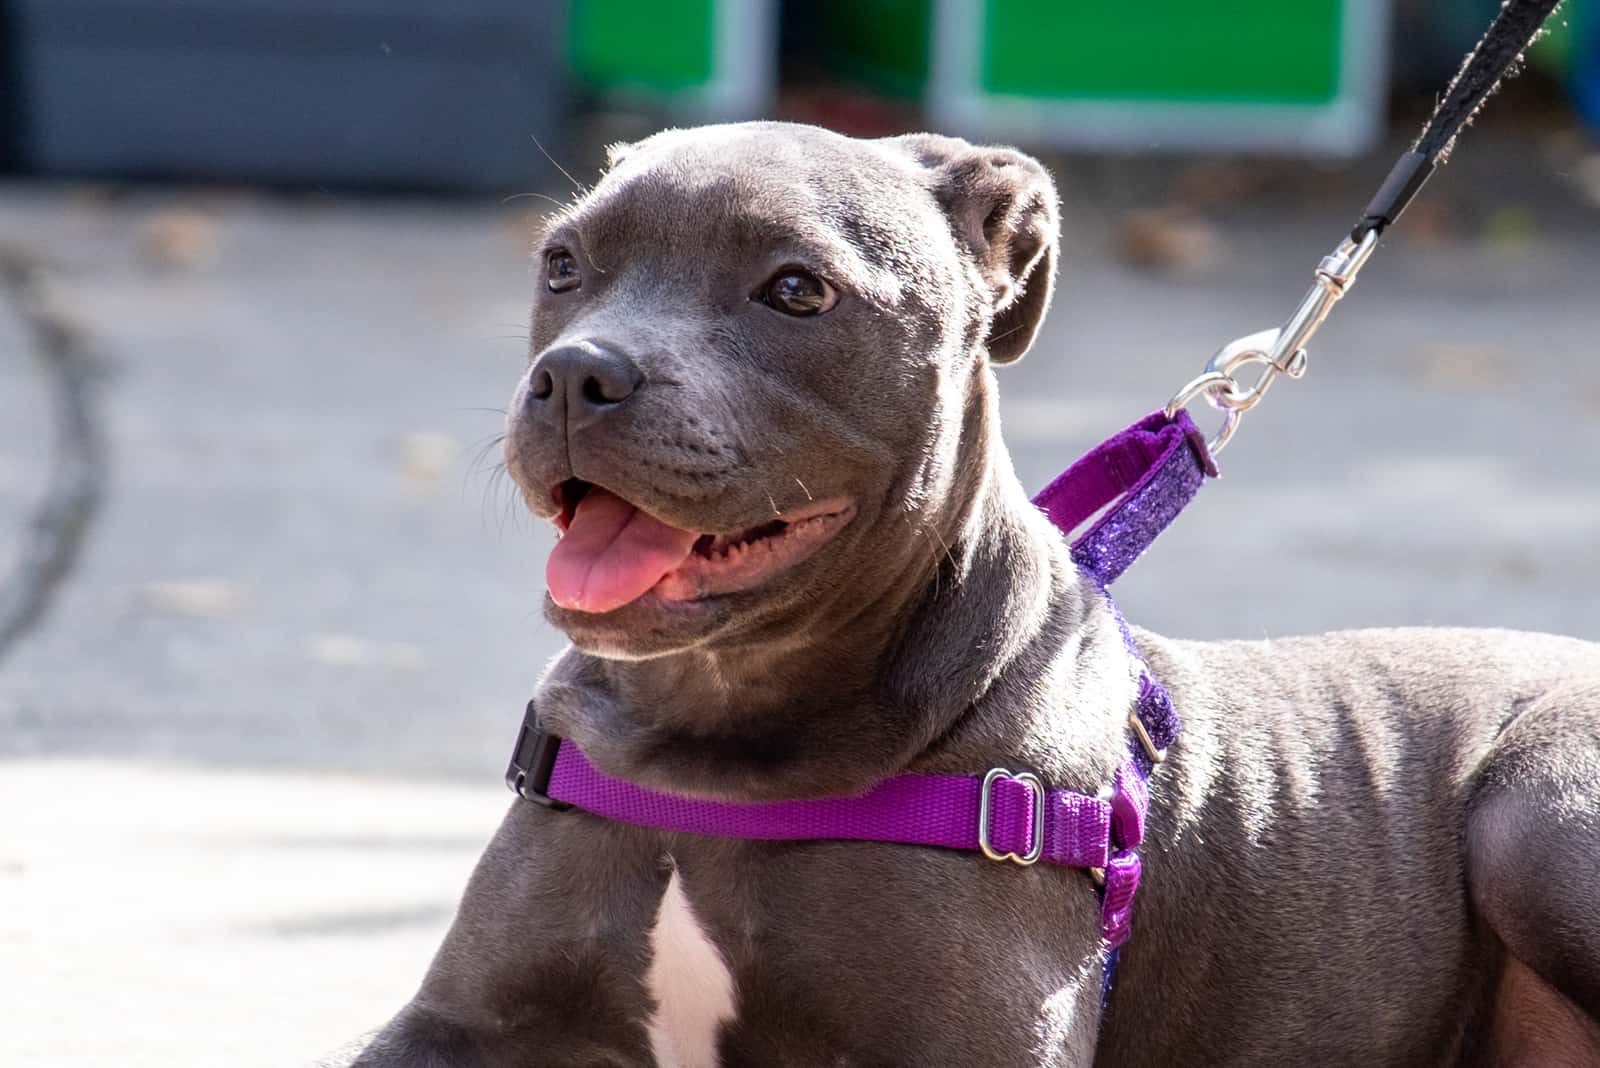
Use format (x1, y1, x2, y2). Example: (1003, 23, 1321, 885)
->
(0, 131, 1597, 1064)
(1, 760, 502, 1066)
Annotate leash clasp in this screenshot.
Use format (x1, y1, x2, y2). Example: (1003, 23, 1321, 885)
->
(978, 768, 1046, 865)
(1166, 228, 1379, 453)
(505, 701, 570, 809)
(1265, 227, 1381, 375)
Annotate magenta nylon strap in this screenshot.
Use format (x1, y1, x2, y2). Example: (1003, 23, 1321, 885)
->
(548, 742, 1113, 869)
(507, 410, 1214, 953)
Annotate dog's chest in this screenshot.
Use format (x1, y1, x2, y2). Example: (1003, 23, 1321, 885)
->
(644, 865, 737, 1068)
(625, 842, 1106, 1068)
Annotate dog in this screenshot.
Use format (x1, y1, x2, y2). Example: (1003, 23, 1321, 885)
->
(352, 122, 1600, 1066)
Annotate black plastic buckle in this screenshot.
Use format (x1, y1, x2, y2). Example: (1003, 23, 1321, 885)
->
(504, 700, 570, 808)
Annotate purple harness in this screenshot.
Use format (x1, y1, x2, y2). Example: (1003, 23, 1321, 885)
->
(507, 410, 1215, 997)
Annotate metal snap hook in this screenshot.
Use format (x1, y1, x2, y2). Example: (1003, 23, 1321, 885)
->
(1161, 228, 1379, 454)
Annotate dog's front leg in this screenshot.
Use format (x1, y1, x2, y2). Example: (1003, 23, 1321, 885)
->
(353, 804, 669, 1068)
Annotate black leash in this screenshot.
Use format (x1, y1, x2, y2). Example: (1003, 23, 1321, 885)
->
(1166, 0, 1566, 453)
(1354, 0, 1564, 241)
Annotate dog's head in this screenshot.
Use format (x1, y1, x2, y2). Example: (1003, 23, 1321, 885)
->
(505, 122, 1059, 658)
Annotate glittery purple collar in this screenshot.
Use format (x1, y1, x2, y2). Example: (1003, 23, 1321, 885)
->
(1034, 409, 1217, 587)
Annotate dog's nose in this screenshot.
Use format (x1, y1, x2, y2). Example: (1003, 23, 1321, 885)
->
(527, 341, 643, 424)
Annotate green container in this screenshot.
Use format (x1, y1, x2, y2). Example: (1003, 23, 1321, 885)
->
(569, 0, 776, 117)
(929, 0, 1388, 155)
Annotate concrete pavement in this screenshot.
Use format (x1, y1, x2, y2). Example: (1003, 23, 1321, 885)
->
(2, 759, 499, 1066)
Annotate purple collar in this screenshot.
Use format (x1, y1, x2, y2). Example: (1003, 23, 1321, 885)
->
(507, 410, 1213, 954)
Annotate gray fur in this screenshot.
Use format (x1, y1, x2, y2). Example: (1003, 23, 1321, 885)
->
(353, 122, 1600, 1066)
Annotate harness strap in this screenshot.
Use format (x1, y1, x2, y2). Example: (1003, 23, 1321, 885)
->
(543, 741, 1114, 870)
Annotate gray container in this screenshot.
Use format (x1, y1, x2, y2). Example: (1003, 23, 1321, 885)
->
(14, 0, 566, 191)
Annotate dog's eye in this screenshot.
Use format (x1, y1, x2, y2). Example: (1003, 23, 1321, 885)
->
(546, 249, 581, 293)
(758, 268, 836, 317)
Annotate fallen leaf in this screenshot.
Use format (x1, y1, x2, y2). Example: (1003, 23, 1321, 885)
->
(1391, 199, 1458, 244)
(401, 431, 461, 487)
(1115, 207, 1224, 274)
(305, 634, 426, 671)
(138, 209, 221, 269)
(1482, 205, 1538, 255)
(1411, 343, 1515, 391)
(138, 580, 249, 619)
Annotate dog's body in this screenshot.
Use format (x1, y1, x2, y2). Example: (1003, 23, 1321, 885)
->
(355, 123, 1600, 1066)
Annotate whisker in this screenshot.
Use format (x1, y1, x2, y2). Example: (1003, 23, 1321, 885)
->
(530, 133, 587, 196)
(987, 320, 1030, 345)
(497, 467, 530, 539)
(902, 511, 957, 600)
(461, 432, 509, 498)
(476, 464, 501, 528)
(575, 227, 607, 274)
(502, 190, 574, 210)
(461, 441, 506, 520)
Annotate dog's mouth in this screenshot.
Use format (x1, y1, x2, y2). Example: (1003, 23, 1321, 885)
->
(545, 479, 856, 614)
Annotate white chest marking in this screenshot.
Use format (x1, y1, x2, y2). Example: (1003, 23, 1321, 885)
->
(645, 864, 737, 1068)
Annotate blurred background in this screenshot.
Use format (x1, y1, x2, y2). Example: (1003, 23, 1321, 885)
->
(0, 1, 1596, 1064)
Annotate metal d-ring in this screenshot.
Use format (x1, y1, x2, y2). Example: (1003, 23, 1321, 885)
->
(1164, 370, 1242, 454)
(1128, 709, 1167, 765)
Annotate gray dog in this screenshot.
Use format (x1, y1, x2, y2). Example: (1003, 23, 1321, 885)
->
(353, 122, 1600, 1066)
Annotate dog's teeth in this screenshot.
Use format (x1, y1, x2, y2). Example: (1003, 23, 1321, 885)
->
(696, 515, 821, 567)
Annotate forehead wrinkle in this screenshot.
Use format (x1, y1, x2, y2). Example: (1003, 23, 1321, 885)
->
(573, 167, 909, 308)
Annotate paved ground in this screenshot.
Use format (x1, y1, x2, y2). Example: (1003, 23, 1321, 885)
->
(0, 123, 1597, 1065)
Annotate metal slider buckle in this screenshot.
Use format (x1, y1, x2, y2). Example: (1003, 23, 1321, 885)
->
(504, 701, 570, 809)
(978, 767, 1046, 866)
(1129, 707, 1167, 765)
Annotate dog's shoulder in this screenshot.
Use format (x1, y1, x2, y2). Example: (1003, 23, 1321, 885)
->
(1142, 625, 1598, 714)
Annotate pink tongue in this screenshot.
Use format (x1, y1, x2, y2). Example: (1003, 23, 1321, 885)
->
(546, 488, 699, 613)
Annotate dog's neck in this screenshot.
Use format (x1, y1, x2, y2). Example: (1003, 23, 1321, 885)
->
(534, 380, 1124, 801)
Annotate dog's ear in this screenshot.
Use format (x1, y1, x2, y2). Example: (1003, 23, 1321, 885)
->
(889, 134, 1060, 364)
